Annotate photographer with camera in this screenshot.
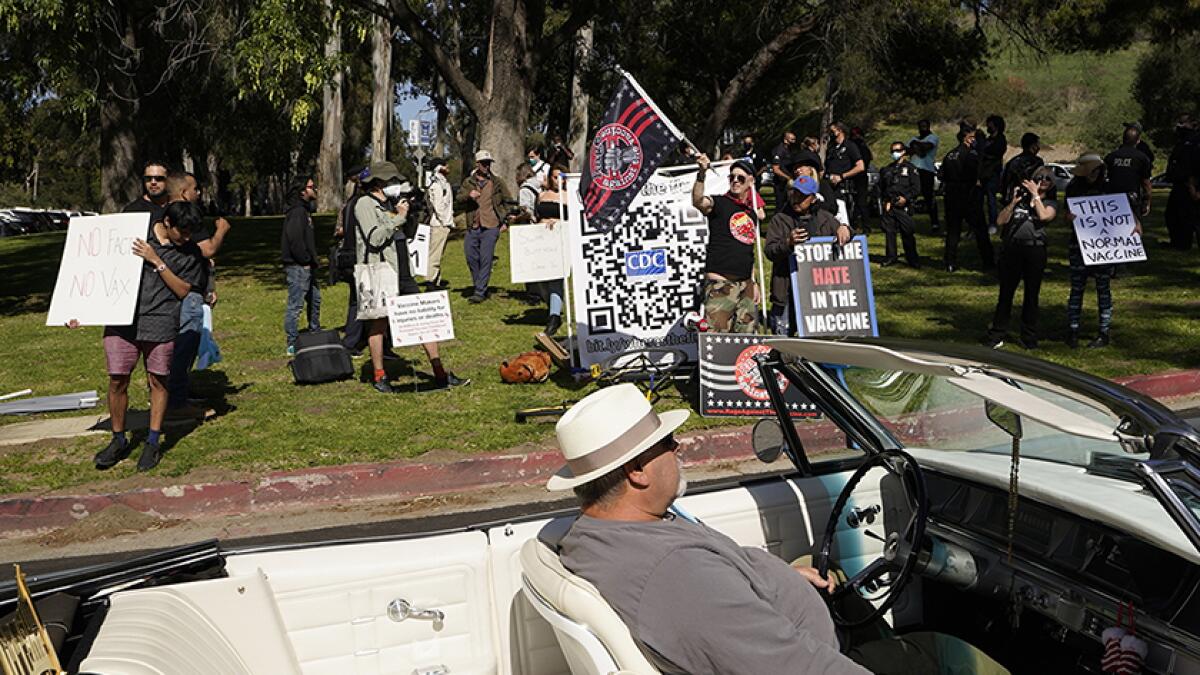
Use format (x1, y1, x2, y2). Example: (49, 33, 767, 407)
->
(984, 165, 1058, 350)
(355, 161, 469, 393)
(457, 150, 513, 304)
(878, 141, 921, 268)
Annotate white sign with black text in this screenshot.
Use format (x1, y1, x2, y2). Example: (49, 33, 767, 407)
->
(46, 213, 151, 327)
(408, 223, 430, 278)
(509, 222, 570, 283)
(387, 290, 455, 348)
(1067, 193, 1147, 265)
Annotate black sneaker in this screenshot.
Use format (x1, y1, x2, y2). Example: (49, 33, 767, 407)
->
(137, 442, 162, 472)
(431, 373, 471, 390)
(545, 314, 563, 336)
(1087, 333, 1110, 349)
(1066, 330, 1080, 349)
(373, 378, 395, 393)
(468, 295, 485, 304)
(880, 258, 899, 267)
(94, 437, 132, 470)
(982, 335, 1004, 349)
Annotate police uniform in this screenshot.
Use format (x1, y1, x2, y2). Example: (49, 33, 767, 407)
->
(1165, 132, 1200, 250)
(879, 159, 921, 266)
(1104, 144, 1152, 215)
(703, 193, 760, 333)
(825, 140, 863, 227)
(940, 142, 993, 270)
(769, 141, 796, 214)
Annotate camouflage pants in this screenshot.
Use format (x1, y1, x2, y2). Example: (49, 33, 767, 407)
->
(703, 278, 758, 333)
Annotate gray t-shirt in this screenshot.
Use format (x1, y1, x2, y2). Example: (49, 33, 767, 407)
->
(559, 515, 870, 675)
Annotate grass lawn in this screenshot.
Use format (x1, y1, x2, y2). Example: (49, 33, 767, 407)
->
(0, 192, 1196, 495)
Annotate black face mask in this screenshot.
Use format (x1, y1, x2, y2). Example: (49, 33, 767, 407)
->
(743, 142, 753, 152)
(828, 134, 838, 144)
(306, 198, 316, 213)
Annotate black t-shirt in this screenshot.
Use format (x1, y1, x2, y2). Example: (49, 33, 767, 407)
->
(979, 133, 1007, 180)
(824, 140, 862, 178)
(106, 238, 206, 343)
(1001, 152, 1045, 200)
(940, 144, 980, 187)
(704, 194, 758, 280)
(770, 142, 795, 183)
(123, 197, 213, 244)
(1004, 197, 1056, 245)
(1105, 145, 1152, 196)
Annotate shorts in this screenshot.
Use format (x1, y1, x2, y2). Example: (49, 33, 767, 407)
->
(703, 278, 759, 334)
(104, 334, 174, 376)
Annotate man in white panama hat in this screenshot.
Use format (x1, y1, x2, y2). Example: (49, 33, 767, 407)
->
(551, 384, 1008, 675)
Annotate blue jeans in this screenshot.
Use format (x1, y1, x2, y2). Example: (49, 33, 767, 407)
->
(464, 227, 501, 298)
(167, 291, 204, 408)
(284, 265, 321, 348)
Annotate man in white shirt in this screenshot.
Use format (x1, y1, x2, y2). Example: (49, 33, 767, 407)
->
(909, 119, 941, 232)
(424, 159, 455, 290)
(528, 146, 550, 185)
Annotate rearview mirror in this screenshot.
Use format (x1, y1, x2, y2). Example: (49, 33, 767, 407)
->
(985, 400, 1023, 440)
(751, 419, 788, 464)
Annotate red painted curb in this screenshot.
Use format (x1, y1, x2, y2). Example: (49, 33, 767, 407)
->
(2, 368, 1197, 537)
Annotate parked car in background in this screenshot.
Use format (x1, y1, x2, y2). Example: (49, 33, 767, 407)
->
(1043, 163, 1074, 194)
(0, 207, 81, 236)
(1151, 173, 1172, 189)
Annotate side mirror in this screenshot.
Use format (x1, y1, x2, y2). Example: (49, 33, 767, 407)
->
(985, 400, 1023, 440)
(751, 418, 788, 464)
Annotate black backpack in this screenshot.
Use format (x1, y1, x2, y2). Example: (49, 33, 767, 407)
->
(290, 329, 353, 384)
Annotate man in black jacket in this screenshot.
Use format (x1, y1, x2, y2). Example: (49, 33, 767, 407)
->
(281, 177, 321, 355)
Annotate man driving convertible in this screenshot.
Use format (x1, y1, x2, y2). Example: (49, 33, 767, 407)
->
(550, 384, 1008, 674)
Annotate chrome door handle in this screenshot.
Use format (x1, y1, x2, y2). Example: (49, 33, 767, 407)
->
(387, 598, 445, 625)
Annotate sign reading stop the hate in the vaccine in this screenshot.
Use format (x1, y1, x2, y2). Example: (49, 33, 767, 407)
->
(790, 235, 878, 337)
(1067, 193, 1147, 265)
(46, 213, 150, 327)
(386, 290, 455, 348)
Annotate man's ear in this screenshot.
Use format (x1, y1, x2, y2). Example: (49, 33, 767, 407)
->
(624, 459, 652, 489)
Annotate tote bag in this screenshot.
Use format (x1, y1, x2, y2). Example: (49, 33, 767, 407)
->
(355, 219, 399, 320)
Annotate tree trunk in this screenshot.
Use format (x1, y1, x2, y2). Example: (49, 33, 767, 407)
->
(567, 21, 593, 171)
(820, 72, 838, 156)
(99, 97, 139, 213)
(371, 14, 392, 160)
(205, 151, 220, 212)
(316, 0, 343, 213)
(243, 186, 252, 217)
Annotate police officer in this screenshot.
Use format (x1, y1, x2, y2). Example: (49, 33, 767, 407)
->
(1105, 125, 1153, 218)
(879, 141, 921, 268)
(940, 129, 992, 272)
(849, 127, 874, 233)
(825, 122, 866, 232)
(769, 132, 797, 214)
(1165, 115, 1199, 250)
(1124, 121, 1155, 167)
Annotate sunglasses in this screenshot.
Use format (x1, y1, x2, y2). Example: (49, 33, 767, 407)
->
(1036, 175, 1053, 183)
(143, 175, 167, 183)
(728, 174, 749, 184)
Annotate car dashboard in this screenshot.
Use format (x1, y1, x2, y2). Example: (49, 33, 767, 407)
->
(919, 470, 1200, 673)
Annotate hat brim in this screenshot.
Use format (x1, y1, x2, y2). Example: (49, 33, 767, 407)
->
(546, 409, 691, 491)
(1071, 161, 1102, 177)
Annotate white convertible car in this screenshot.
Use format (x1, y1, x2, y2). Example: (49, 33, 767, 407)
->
(4, 338, 1199, 674)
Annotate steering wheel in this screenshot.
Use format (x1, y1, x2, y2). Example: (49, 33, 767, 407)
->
(814, 448, 928, 627)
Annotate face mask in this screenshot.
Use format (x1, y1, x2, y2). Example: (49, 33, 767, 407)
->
(382, 184, 405, 199)
(828, 134, 837, 144)
(891, 151, 903, 161)
(528, 157, 537, 166)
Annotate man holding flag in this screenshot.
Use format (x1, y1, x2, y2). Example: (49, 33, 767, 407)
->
(692, 154, 761, 333)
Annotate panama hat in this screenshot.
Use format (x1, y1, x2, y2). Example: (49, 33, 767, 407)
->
(1071, 154, 1104, 177)
(547, 383, 690, 491)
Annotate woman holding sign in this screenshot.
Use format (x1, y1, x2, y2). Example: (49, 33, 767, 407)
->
(532, 165, 570, 335)
(984, 166, 1058, 350)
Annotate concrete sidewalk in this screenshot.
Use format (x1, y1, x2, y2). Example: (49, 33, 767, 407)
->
(2, 368, 1198, 538)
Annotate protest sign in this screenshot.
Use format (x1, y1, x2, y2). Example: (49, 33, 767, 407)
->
(45, 213, 150, 327)
(789, 235, 878, 337)
(565, 162, 732, 369)
(509, 222, 570, 283)
(1067, 193, 1147, 265)
(699, 333, 819, 418)
(408, 223, 431, 277)
(387, 291, 455, 348)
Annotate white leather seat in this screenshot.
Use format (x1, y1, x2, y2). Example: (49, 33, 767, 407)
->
(518, 535, 660, 675)
(79, 570, 301, 675)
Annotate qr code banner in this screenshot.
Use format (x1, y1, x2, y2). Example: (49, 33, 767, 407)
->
(564, 163, 731, 369)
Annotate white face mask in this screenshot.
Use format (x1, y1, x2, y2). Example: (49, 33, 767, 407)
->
(382, 184, 405, 198)
(891, 151, 904, 161)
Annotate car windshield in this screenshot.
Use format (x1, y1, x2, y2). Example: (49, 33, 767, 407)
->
(830, 365, 1145, 478)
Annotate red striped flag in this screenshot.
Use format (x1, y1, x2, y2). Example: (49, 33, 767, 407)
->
(578, 70, 685, 232)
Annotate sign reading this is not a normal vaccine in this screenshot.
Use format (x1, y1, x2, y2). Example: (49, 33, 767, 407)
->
(1067, 193, 1147, 265)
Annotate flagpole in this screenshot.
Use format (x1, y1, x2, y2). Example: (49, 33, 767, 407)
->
(750, 177, 769, 326)
(617, 67, 687, 144)
(559, 176, 577, 370)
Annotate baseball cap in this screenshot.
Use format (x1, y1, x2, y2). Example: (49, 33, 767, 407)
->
(1122, 121, 1144, 131)
(475, 150, 494, 163)
(731, 160, 755, 177)
(790, 175, 819, 195)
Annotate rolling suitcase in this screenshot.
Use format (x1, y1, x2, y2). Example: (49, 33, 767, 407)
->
(290, 329, 354, 384)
